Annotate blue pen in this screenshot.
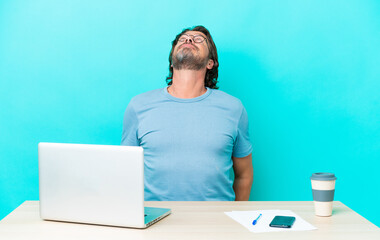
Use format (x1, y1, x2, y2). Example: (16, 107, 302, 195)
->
(252, 213, 262, 225)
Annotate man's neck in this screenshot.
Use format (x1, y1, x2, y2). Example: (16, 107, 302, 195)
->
(169, 69, 207, 99)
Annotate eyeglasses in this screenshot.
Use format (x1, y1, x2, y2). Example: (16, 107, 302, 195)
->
(178, 34, 207, 43)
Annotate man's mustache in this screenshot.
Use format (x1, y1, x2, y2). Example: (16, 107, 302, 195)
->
(178, 42, 198, 50)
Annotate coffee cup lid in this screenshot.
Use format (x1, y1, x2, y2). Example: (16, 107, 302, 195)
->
(310, 172, 337, 181)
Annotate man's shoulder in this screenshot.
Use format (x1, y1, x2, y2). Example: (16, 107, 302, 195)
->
(210, 89, 244, 108)
(129, 88, 165, 106)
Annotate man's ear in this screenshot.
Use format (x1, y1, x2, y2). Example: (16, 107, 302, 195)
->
(206, 59, 214, 70)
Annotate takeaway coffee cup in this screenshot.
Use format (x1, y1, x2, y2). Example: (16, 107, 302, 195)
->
(310, 173, 337, 217)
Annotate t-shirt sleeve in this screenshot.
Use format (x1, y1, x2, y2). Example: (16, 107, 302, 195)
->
(121, 102, 140, 146)
(232, 106, 253, 158)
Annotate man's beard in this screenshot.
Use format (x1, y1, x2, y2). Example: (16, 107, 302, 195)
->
(172, 46, 208, 70)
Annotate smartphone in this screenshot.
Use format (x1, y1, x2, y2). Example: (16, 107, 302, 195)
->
(269, 216, 296, 228)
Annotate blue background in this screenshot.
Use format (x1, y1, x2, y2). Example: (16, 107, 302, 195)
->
(1, 0, 379, 227)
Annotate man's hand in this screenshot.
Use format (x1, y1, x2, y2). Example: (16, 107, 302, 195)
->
(232, 153, 253, 201)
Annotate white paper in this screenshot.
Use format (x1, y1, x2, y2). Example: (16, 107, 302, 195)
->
(224, 209, 317, 233)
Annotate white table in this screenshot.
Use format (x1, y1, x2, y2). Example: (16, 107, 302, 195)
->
(0, 201, 379, 240)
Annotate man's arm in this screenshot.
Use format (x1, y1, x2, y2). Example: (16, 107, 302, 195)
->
(232, 153, 253, 201)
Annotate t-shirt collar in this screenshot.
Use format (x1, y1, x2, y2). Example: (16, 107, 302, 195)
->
(163, 86, 212, 103)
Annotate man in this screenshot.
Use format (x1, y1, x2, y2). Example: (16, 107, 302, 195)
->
(121, 26, 253, 201)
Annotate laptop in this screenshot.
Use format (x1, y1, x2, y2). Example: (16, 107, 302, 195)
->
(38, 142, 171, 228)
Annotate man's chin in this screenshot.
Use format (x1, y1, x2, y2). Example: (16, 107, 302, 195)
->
(173, 52, 208, 70)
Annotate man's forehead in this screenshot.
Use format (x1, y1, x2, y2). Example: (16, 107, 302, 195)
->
(182, 30, 206, 38)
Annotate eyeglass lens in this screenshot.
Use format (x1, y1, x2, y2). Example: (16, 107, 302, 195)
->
(178, 34, 205, 43)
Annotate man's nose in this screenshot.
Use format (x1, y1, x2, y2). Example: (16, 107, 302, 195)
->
(185, 38, 193, 43)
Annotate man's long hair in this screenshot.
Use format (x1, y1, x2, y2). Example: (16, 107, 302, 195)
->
(166, 26, 219, 89)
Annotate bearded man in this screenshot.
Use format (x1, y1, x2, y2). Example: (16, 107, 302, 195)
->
(121, 26, 253, 201)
